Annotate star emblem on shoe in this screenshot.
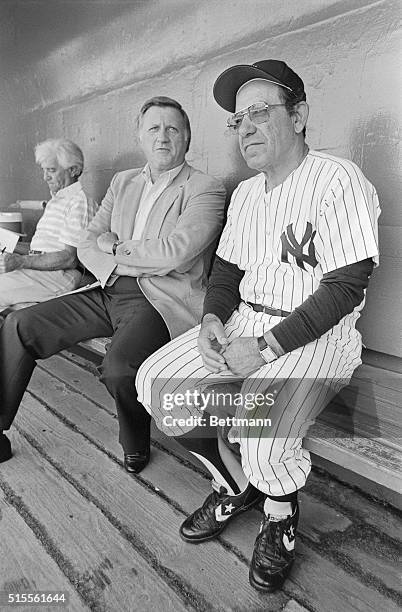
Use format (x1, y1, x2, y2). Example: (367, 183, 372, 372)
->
(282, 523, 295, 551)
(215, 501, 236, 522)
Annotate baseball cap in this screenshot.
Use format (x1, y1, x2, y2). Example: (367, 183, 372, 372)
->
(213, 60, 305, 112)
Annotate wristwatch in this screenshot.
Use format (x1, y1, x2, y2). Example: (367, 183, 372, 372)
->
(257, 335, 278, 363)
(112, 240, 122, 255)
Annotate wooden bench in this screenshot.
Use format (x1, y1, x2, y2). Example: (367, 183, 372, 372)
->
(78, 337, 402, 509)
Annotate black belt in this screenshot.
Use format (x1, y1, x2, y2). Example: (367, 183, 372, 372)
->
(246, 302, 291, 317)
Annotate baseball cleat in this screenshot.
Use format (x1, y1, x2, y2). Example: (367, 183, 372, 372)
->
(249, 502, 299, 592)
(180, 483, 264, 543)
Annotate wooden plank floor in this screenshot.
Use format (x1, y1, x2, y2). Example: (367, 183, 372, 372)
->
(1, 350, 401, 612)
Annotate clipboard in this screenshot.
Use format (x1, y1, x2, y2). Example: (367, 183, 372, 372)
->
(0, 227, 22, 254)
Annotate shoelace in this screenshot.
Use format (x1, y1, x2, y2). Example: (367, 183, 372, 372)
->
(254, 517, 285, 565)
(192, 489, 225, 526)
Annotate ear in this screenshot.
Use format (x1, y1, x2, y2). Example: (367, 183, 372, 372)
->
(292, 101, 309, 135)
(137, 126, 143, 145)
(185, 130, 191, 152)
(68, 165, 80, 178)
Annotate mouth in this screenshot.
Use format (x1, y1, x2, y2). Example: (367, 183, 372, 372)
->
(244, 142, 263, 151)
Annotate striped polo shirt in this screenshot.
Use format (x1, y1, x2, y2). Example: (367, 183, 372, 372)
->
(30, 181, 97, 252)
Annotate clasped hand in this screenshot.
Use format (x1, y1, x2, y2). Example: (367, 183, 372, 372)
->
(0, 252, 23, 274)
(97, 232, 119, 254)
(198, 314, 266, 376)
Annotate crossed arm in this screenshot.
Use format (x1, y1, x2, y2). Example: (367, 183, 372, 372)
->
(78, 175, 226, 285)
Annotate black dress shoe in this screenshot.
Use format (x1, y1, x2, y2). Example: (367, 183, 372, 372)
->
(124, 451, 150, 474)
(180, 483, 264, 543)
(0, 432, 12, 463)
(249, 503, 299, 592)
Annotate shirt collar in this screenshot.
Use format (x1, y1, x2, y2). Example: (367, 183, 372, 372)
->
(141, 162, 185, 186)
(52, 180, 81, 198)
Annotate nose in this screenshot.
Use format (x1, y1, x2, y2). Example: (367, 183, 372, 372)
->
(43, 170, 51, 181)
(156, 127, 170, 142)
(238, 114, 256, 137)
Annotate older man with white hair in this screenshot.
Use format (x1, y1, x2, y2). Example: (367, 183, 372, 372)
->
(0, 138, 97, 310)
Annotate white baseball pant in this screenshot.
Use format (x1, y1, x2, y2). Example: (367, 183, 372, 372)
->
(136, 302, 361, 496)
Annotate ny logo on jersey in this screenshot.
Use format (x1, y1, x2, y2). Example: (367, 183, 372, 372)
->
(280, 222, 318, 270)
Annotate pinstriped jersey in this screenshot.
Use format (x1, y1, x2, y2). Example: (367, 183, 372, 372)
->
(216, 149, 380, 330)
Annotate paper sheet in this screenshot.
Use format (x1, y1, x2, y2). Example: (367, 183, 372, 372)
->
(58, 280, 101, 297)
(0, 227, 20, 253)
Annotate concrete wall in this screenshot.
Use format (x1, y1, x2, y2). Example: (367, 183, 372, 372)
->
(0, 0, 400, 356)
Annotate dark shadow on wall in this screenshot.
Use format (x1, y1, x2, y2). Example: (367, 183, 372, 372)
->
(0, 0, 199, 76)
(0, 1, 141, 71)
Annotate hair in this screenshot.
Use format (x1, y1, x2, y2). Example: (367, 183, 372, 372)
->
(279, 87, 306, 138)
(279, 87, 307, 138)
(34, 138, 84, 177)
(137, 96, 191, 152)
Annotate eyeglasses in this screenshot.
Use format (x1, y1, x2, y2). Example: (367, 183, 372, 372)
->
(226, 102, 287, 133)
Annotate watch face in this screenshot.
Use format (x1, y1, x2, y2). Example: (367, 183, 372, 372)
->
(261, 345, 277, 363)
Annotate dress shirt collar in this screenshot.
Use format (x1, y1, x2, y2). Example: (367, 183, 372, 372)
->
(141, 162, 185, 187)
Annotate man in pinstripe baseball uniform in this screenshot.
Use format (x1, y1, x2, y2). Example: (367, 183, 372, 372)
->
(136, 60, 380, 592)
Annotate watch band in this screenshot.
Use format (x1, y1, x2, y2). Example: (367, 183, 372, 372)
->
(257, 335, 277, 363)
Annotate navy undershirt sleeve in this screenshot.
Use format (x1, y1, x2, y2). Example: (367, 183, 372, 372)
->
(203, 255, 374, 354)
(270, 258, 374, 353)
(203, 255, 244, 323)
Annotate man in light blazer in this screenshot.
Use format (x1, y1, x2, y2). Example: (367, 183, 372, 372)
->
(0, 96, 226, 472)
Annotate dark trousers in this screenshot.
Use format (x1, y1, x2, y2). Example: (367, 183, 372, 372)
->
(0, 277, 170, 453)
